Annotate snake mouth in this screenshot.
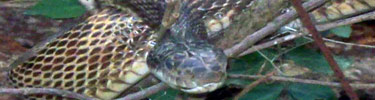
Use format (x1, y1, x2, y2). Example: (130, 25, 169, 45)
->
(179, 82, 224, 93)
(152, 70, 226, 94)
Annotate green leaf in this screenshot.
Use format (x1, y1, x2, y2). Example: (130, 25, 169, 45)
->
(25, 0, 86, 18)
(228, 54, 266, 75)
(294, 37, 313, 46)
(226, 57, 255, 85)
(287, 83, 337, 100)
(333, 56, 353, 70)
(227, 49, 279, 85)
(238, 83, 284, 100)
(285, 47, 353, 74)
(329, 25, 352, 38)
(229, 49, 277, 75)
(226, 57, 266, 85)
(149, 88, 179, 100)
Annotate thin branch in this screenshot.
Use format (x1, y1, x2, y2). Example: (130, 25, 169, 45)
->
(239, 32, 306, 56)
(224, 0, 328, 57)
(0, 83, 169, 100)
(255, 51, 283, 74)
(155, 0, 181, 43)
(229, 74, 375, 89)
(233, 72, 276, 100)
(0, 88, 96, 100)
(271, 36, 313, 62)
(238, 8, 375, 56)
(316, 11, 375, 31)
(116, 83, 169, 100)
(0, 1, 37, 8)
(306, 36, 375, 48)
(290, 0, 358, 99)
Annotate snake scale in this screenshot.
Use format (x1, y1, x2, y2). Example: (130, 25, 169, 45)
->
(311, 0, 375, 24)
(7, 0, 252, 99)
(9, 8, 155, 99)
(5, 0, 375, 100)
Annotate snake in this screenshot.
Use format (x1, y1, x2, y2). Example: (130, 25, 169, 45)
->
(5, 0, 375, 100)
(6, 0, 252, 100)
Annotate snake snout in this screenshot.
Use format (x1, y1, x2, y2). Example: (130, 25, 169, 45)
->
(148, 41, 228, 94)
(175, 48, 227, 93)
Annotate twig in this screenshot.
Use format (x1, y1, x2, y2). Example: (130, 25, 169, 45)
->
(155, 0, 181, 43)
(116, 83, 169, 100)
(239, 32, 306, 56)
(316, 10, 375, 31)
(0, 88, 96, 100)
(0, 83, 169, 100)
(255, 51, 283, 74)
(290, 0, 358, 99)
(240, 10, 375, 55)
(271, 36, 313, 62)
(322, 37, 375, 48)
(238, 6, 375, 56)
(229, 74, 375, 89)
(0, 1, 37, 8)
(233, 72, 276, 100)
(224, 0, 327, 57)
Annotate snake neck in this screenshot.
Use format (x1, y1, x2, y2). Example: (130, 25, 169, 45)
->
(168, 1, 210, 43)
(147, 1, 228, 94)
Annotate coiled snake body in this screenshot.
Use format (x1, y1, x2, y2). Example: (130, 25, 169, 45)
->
(6, 0, 375, 99)
(7, 0, 251, 99)
(8, 8, 155, 99)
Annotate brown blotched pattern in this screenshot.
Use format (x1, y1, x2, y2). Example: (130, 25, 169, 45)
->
(311, 0, 375, 23)
(8, 8, 155, 100)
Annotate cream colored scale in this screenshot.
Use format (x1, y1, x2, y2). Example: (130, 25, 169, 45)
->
(311, 0, 375, 23)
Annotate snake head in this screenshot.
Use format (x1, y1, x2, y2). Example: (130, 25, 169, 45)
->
(148, 41, 227, 94)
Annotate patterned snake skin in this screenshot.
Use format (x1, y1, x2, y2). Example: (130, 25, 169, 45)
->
(7, 0, 252, 100)
(6, 0, 375, 100)
(311, 0, 375, 24)
(8, 8, 155, 99)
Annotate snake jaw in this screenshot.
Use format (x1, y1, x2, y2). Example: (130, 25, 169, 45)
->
(152, 69, 226, 94)
(180, 81, 224, 93)
(181, 72, 227, 94)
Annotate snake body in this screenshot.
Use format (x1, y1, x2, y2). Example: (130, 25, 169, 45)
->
(311, 0, 375, 24)
(7, 0, 251, 99)
(8, 8, 155, 99)
(6, 0, 375, 100)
